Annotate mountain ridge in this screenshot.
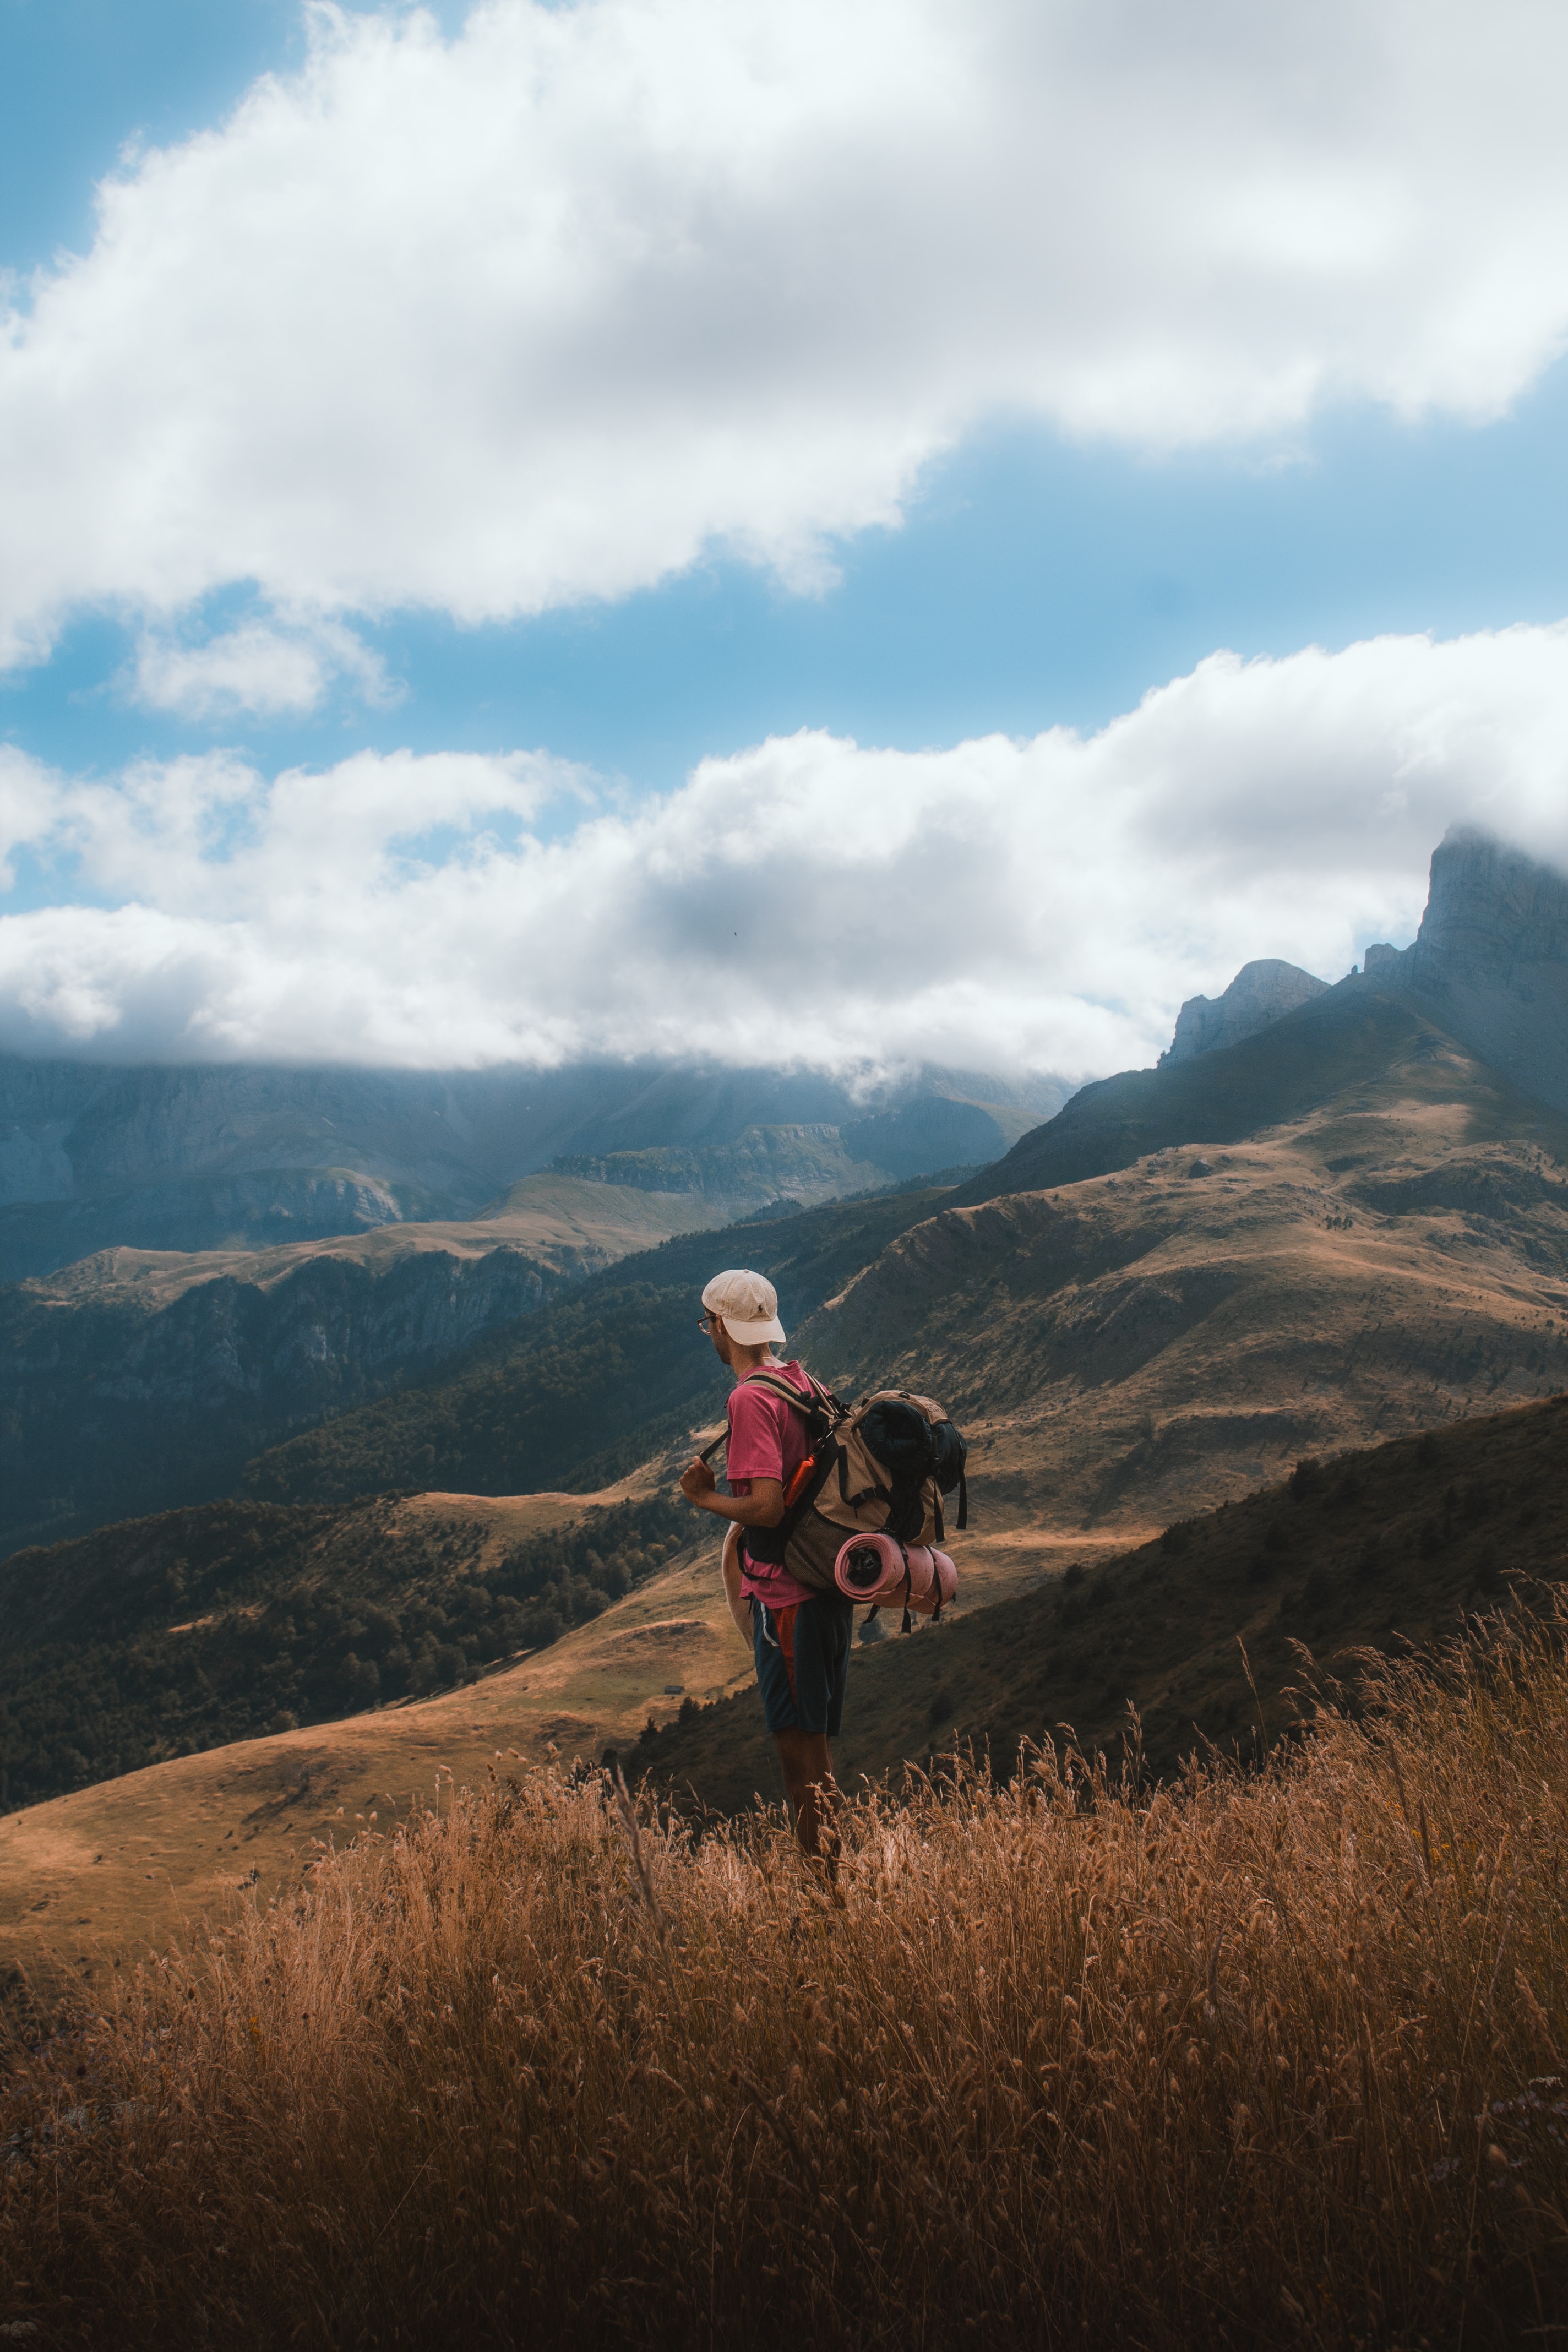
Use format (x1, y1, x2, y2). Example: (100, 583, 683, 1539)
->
(0, 1055, 1062, 1282)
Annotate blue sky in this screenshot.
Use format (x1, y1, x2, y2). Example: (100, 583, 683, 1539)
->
(2, 0, 1567, 1070)
(7, 386, 1568, 802)
(2, 0, 1564, 791)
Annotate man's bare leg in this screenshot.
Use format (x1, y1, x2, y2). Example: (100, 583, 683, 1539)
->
(773, 1727, 840, 1876)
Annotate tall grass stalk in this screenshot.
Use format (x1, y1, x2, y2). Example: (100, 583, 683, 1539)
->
(3, 1607, 1568, 2348)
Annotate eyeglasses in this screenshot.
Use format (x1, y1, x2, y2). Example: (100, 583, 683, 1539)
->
(697, 1313, 718, 1332)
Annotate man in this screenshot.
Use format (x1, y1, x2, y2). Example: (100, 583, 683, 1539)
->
(678, 1267, 853, 1869)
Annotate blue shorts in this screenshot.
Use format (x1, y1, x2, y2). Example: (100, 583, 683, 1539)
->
(752, 1591, 855, 1736)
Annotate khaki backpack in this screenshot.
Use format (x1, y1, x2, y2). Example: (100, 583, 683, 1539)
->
(726, 1371, 968, 1598)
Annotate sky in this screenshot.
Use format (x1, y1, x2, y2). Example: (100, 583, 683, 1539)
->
(2, 0, 1568, 1079)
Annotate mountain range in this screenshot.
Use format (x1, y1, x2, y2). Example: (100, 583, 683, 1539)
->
(8, 827, 1568, 1567)
(0, 1054, 1058, 1282)
(216, 831, 1568, 1537)
(6, 821, 1568, 1969)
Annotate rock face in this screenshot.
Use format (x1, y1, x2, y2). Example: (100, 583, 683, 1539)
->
(1396, 829, 1568, 1113)
(551, 1106, 1017, 1202)
(551, 1124, 889, 1201)
(1158, 959, 1330, 1067)
(1411, 829, 1568, 980)
(0, 1237, 584, 1557)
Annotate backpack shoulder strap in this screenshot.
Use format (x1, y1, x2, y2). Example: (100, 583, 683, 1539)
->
(743, 1369, 841, 1432)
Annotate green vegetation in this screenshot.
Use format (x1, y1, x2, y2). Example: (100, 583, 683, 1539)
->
(633, 1389, 1568, 1811)
(7, 1602, 1568, 2345)
(240, 1185, 950, 1505)
(0, 1493, 687, 1812)
(0, 1240, 587, 1558)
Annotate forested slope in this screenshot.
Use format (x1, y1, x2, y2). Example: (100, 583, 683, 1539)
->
(239, 1185, 952, 1504)
(0, 1489, 687, 1810)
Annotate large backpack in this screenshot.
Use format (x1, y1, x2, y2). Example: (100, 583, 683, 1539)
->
(731, 1371, 968, 1597)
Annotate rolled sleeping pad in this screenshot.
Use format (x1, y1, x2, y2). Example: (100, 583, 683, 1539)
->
(833, 1532, 957, 1615)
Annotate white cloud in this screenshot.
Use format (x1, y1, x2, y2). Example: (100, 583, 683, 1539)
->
(129, 618, 396, 720)
(2, 0, 1567, 662)
(3, 622, 1567, 1070)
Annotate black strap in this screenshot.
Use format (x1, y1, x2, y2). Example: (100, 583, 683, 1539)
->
(900, 1545, 913, 1636)
(956, 1469, 968, 1531)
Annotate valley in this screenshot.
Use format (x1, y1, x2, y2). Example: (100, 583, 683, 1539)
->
(0, 1169, 950, 1554)
(3, 1382, 1559, 2011)
(7, 826, 1568, 2015)
(0, 1479, 692, 1811)
(0, 1054, 1055, 1281)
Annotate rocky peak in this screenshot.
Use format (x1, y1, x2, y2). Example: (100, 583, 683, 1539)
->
(1408, 827, 1568, 987)
(1159, 959, 1330, 1068)
(1374, 827, 1568, 1115)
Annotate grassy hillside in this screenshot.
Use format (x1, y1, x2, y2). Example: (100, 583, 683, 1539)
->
(6, 1602, 1566, 2348)
(632, 1389, 1568, 1811)
(239, 1184, 952, 1505)
(952, 975, 1568, 1206)
(0, 1488, 687, 1811)
(797, 1030, 1568, 1535)
(247, 997, 1568, 1548)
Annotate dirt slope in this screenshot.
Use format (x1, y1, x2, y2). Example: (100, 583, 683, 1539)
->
(634, 1390, 1568, 1815)
(801, 1028, 1568, 1536)
(0, 1475, 1088, 2001)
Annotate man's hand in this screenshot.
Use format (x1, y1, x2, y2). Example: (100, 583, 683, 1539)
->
(720, 1521, 752, 1644)
(679, 1456, 717, 1505)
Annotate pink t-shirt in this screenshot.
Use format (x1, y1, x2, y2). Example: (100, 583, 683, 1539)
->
(727, 1359, 818, 1610)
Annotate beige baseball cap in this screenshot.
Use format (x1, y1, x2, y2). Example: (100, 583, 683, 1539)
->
(701, 1267, 786, 1346)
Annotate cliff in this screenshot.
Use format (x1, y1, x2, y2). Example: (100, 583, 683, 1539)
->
(1391, 830, 1568, 1114)
(0, 1233, 584, 1557)
(1158, 958, 1330, 1066)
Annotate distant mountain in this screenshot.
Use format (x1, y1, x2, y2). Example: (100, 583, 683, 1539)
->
(1384, 828, 1568, 1113)
(948, 984, 1433, 1205)
(226, 831, 1568, 1548)
(0, 1183, 948, 1558)
(955, 829, 1568, 1208)
(233, 986, 1568, 1552)
(802, 1039, 1568, 1538)
(0, 1055, 1061, 1282)
(1158, 957, 1329, 1066)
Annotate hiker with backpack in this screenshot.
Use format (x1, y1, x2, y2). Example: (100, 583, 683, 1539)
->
(678, 1268, 852, 1868)
(678, 1266, 970, 1871)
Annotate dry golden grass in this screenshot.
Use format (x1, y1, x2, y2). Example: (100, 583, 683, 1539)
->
(3, 1605, 1567, 2349)
(0, 1492, 1082, 1990)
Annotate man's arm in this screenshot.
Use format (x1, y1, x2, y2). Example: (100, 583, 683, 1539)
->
(720, 1521, 752, 1645)
(678, 1456, 785, 1527)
